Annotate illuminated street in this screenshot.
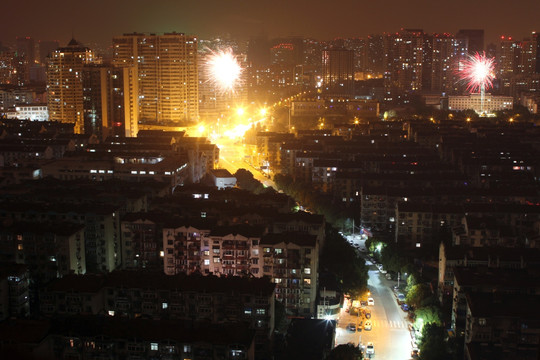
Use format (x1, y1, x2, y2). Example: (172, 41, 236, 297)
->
(335, 263, 413, 359)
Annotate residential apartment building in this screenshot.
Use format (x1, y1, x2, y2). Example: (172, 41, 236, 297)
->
(162, 221, 320, 316)
(39, 271, 275, 357)
(384, 29, 424, 102)
(112, 32, 199, 122)
(451, 267, 540, 337)
(261, 233, 319, 316)
(40, 154, 189, 192)
(82, 65, 139, 138)
(0, 263, 29, 320)
(0, 316, 256, 360)
(0, 202, 121, 273)
(437, 243, 540, 301)
(47, 39, 98, 133)
(464, 293, 540, 360)
(0, 222, 86, 283)
(322, 48, 355, 96)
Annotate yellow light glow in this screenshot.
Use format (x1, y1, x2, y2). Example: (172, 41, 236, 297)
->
(206, 48, 242, 93)
(260, 108, 267, 116)
(236, 108, 245, 116)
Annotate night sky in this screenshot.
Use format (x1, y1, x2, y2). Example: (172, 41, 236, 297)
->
(2, 0, 540, 48)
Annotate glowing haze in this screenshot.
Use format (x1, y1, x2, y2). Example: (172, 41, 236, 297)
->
(206, 48, 242, 93)
(460, 52, 496, 93)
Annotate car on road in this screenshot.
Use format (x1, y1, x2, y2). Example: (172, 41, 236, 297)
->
(347, 323, 356, 332)
(401, 303, 409, 311)
(357, 322, 363, 331)
(366, 342, 375, 355)
(385, 273, 392, 280)
(364, 321, 372, 331)
(411, 348, 420, 359)
(360, 300, 368, 307)
(365, 309, 371, 319)
(367, 298, 374, 306)
(397, 293, 406, 304)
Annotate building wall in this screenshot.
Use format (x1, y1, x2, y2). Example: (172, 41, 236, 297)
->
(112, 32, 199, 123)
(47, 41, 97, 133)
(448, 93, 513, 113)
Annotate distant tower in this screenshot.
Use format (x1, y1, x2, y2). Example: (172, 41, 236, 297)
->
(16, 36, 35, 84)
(112, 32, 199, 123)
(322, 48, 355, 96)
(38, 40, 60, 65)
(47, 38, 97, 133)
(456, 29, 485, 55)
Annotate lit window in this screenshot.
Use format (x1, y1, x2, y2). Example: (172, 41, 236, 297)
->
(204, 259, 210, 265)
(162, 302, 168, 309)
(151, 343, 158, 351)
(304, 268, 311, 274)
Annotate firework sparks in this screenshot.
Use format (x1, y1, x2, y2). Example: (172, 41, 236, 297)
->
(460, 52, 496, 93)
(206, 48, 242, 93)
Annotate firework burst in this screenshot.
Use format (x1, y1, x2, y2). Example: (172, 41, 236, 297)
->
(459, 52, 496, 93)
(206, 48, 242, 93)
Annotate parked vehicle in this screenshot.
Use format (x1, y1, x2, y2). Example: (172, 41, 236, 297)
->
(401, 303, 409, 311)
(365, 310, 371, 319)
(347, 323, 356, 332)
(367, 297, 375, 306)
(364, 321, 372, 331)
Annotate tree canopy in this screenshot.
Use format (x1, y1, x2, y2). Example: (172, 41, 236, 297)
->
(320, 225, 368, 297)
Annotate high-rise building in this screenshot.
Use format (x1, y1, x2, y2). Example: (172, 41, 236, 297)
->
(322, 48, 354, 96)
(15, 36, 35, 85)
(112, 32, 198, 123)
(38, 40, 60, 65)
(455, 29, 484, 55)
(82, 65, 139, 139)
(47, 38, 97, 133)
(430, 33, 459, 93)
(533, 32, 540, 74)
(16, 36, 35, 65)
(497, 36, 520, 94)
(383, 29, 424, 101)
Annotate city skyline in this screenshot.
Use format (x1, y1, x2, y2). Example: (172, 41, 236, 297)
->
(2, 0, 539, 48)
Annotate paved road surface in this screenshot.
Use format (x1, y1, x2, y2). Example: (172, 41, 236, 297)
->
(335, 262, 413, 359)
